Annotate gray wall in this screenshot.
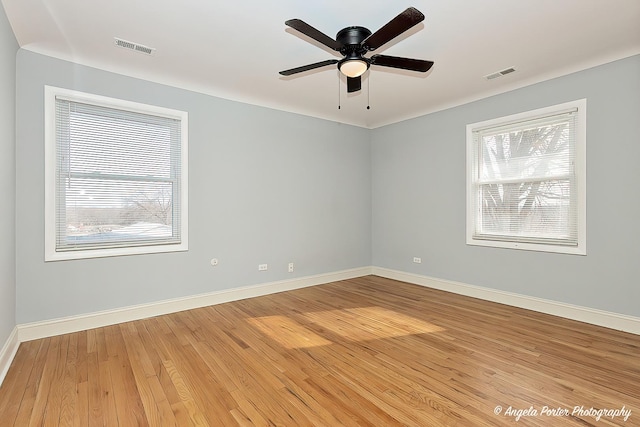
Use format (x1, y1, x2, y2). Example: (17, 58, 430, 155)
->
(0, 5, 17, 345)
(372, 55, 640, 317)
(13, 47, 640, 325)
(16, 50, 372, 323)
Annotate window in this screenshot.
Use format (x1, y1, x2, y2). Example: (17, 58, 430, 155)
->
(466, 99, 586, 254)
(45, 86, 188, 261)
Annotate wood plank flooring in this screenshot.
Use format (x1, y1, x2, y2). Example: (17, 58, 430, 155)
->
(0, 275, 638, 426)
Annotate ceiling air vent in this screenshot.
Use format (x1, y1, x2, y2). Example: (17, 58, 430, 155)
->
(114, 38, 155, 56)
(484, 67, 516, 80)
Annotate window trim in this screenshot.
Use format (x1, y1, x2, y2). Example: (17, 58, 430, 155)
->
(44, 86, 189, 261)
(466, 99, 586, 255)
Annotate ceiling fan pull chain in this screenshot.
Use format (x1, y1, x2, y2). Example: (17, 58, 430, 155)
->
(338, 72, 341, 109)
(367, 73, 370, 110)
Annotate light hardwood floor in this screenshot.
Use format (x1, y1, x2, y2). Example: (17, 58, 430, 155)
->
(0, 275, 638, 426)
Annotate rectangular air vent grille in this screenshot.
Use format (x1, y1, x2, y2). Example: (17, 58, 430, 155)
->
(484, 67, 516, 80)
(114, 38, 155, 55)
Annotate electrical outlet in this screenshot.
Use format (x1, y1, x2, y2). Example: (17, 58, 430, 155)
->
(288, 263, 294, 273)
(258, 264, 268, 271)
(413, 257, 422, 264)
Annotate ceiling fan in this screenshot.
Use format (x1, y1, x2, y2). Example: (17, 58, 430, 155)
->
(279, 7, 434, 93)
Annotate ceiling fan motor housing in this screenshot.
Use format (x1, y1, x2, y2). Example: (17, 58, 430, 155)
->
(336, 26, 371, 47)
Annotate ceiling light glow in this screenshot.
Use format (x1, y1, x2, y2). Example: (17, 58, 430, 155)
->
(339, 59, 368, 78)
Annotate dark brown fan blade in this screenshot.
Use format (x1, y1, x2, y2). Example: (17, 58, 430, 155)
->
(370, 55, 434, 72)
(285, 19, 343, 51)
(362, 7, 425, 51)
(347, 76, 361, 93)
(279, 59, 339, 76)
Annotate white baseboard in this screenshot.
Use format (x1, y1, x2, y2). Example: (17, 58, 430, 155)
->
(7, 263, 639, 385)
(4, 265, 639, 388)
(17, 266, 373, 342)
(0, 327, 20, 387)
(372, 267, 640, 335)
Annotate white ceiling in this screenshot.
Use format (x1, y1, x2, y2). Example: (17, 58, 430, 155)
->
(3, 0, 640, 128)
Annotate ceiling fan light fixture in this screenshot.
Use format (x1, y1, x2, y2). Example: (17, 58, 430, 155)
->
(339, 59, 369, 78)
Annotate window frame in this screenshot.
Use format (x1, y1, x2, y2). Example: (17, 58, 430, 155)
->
(466, 99, 586, 255)
(44, 86, 189, 261)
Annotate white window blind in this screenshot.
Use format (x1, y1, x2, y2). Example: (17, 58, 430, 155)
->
(466, 100, 586, 254)
(45, 87, 188, 260)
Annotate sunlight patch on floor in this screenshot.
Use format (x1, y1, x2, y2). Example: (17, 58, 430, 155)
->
(302, 307, 444, 341)
(246, 315, 333, 349)
(247, 307, 444, 349)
